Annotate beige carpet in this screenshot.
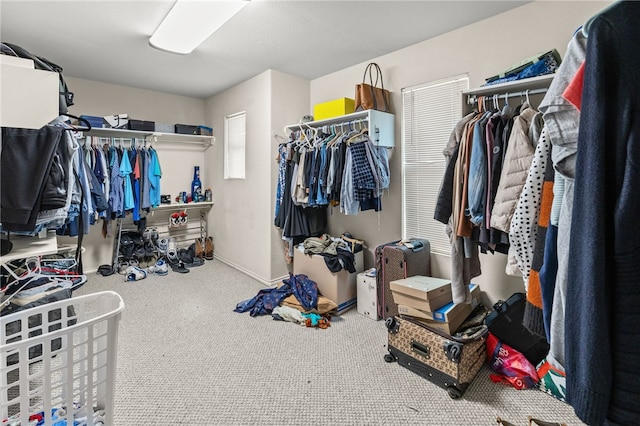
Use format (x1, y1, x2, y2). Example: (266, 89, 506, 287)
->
(75, 260, 585, 426)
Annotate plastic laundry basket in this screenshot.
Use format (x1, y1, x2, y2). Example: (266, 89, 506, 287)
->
(1, 291, 124, 425)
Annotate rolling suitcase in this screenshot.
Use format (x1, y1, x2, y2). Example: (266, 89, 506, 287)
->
(384, 315, 486, 399)
(375, 239, 430, 319)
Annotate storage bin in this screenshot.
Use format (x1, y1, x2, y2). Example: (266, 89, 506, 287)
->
(79, 115, 107, 129)
(197, 125, 213, 136)
(1, 291, 125, 426)
(128, 119, 155, 131)
(155, 122, 174, 133)
(175, 124, 199, 135)
(313, 98, 355, 121)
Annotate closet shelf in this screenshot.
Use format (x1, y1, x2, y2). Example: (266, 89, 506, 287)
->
(464, 74, 555, 96)
(152, 201, 214, 211)
(80, 127, 215, 147)
(0, 232, 58, 265)
(284, 109, 395, 148)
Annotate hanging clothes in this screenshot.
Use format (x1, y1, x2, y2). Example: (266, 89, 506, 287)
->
(565, 3, 640, 424)
(535, 27, 587, 380)
(274, 122, 391, 256)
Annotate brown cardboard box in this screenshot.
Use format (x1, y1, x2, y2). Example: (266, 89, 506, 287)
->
(404, 284, 481, 335)
(293, 248, 363, 314)
(390, 276, 452, 312)
(397, 304, 434, 320)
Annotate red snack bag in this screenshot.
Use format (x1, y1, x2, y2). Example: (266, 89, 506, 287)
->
(487, 332, 540, 389)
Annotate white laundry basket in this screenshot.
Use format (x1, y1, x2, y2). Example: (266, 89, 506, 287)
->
(1, 291, 124, 425)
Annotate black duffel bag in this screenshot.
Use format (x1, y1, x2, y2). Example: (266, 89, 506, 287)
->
(484, 292, 549, 366)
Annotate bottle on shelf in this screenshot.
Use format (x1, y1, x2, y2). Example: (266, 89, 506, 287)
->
(191, 166, 202, 202)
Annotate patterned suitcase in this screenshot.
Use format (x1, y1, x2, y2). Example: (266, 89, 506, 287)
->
(375, 239, 430, 319)
(384, 315, 486, 399)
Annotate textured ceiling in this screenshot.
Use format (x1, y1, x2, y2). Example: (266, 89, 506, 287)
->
(0, 1, 529, 99)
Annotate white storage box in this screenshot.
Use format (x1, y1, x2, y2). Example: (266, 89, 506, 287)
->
(1, 61, 59, 129)
(1, 291, 124, 426)
(357, 272, 378, 320)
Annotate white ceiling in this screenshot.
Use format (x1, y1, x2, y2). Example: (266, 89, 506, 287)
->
(0, 1, 529, 99)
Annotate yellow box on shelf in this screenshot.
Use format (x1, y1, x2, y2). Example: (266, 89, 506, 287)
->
(313, 98, 355, 121)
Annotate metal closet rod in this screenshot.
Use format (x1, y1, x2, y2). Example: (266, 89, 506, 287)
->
(466, 88, 548, 105)
(288, 116, 369, 132)
(85, 135, 209, 147)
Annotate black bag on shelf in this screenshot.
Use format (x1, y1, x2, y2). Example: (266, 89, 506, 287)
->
(484, 292, 549, 365)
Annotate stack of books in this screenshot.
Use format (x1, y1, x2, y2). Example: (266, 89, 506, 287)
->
(390, 275, 481, 335)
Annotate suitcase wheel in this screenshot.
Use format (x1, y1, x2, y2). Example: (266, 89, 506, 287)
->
(383, 353, 396, 363)
(444, 342, 463, 364)
(446, 386, 462, 400)
(385, 317, 400, 334)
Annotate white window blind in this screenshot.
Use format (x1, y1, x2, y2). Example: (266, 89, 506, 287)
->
(224, 111, 246, 179)
(402, 75, 469, 255)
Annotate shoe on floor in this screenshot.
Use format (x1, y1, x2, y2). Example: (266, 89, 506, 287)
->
(204, 236, 214, 260)
(170, 261, 189, 274)
(179, 247, 204, 268)
(124, 266, 147, 282)
(147, 259, 168, 276)
(166, 238, 179, 264)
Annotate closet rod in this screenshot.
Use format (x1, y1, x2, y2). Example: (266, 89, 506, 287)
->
(466, 88, 548, 105)
(286, 116, 369, 133)
(84, 135, 210, 147)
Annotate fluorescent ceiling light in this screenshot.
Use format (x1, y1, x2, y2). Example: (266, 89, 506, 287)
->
(150, 0, 249, 55)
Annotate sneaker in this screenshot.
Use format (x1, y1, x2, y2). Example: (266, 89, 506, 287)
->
(204, 236, 214, 260)
(166, 238, 178, 264)
(143, 227, 159, 243)
(157, 238, 169, 255)
(124, 266, 147, 282)
(147, 259, 168, 276)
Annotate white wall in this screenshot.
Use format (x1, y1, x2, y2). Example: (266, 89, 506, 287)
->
(203, 69, 310, 284)
(204, 71, 272, 281)
(269, 70, 310, 282)
(308, 1, 609, 305)
(61, 77, 207, 271)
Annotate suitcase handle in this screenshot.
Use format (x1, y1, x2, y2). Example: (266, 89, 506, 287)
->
(410, 340, 430, 359)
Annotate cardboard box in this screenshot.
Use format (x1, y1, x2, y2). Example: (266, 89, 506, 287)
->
(390, 276, 452, 312)
(397, 304, 434, 320)
(408, 284, 481, 335)
(357, 272, 378, 320)
(293, 247, 363, 314)
(313, 98, 355, 121)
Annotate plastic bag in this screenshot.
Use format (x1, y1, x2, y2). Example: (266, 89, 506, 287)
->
(487, 332, 539, 389)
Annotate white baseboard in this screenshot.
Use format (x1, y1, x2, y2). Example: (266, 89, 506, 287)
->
(214, 255, 286, 287)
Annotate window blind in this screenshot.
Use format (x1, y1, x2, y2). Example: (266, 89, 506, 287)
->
(402, 75, 469, 255)
(224, 111, 246, 179)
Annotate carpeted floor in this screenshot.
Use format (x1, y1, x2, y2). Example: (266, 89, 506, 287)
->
(75, 260, 585, 426)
